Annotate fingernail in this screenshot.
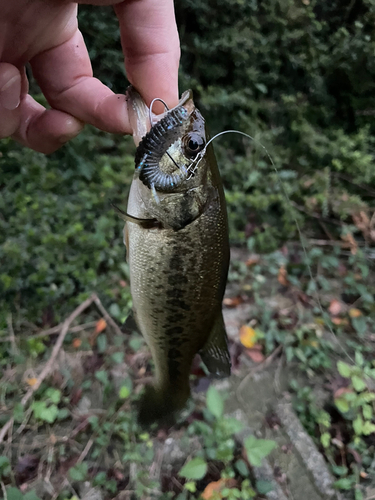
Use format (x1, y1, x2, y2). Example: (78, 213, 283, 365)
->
(58, 121, 85, 144)
(0, 75, 21, 110)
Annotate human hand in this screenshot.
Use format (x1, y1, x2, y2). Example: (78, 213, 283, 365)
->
(0, 0, 180, 154)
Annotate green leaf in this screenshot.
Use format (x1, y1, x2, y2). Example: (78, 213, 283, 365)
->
(355, 351, 364, 367)
(352, 375, 366, 392)
(45, 388, 61, 404)
(335, 397, 349, 413)
(256, 480, 273, 494)
(184, 481, 197, 493)
(337, 361, 351, 378)
(320, 432, 330, 448)
(222, 417, 244, 433)
(334, 477, 354, 490)
(0, 455, 11, 478)
(244, 436, 277, 467)
(119, 386, 130, 399)
(69, 462, 88, 482)
(361, 421, 375, 435)
(95, 370, 109, 385)
(206, 385, 224, 419)
(97, 334, 107, 353)
(362, 404, 373, 420)
(353, 415, 363, 435)
(111, 352, 124, 364)
(234, 459, 249, 477)
(24, 491, 42, 500)
(5, 488, 23, 500)
(355, 487, 364, 500)
(179, 457, 207, 480)
(31, 401, 59, 423)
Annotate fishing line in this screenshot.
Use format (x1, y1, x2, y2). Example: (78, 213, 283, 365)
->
(204, 129, 354, 362)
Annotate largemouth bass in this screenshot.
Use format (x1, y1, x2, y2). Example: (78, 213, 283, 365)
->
(121, 87, 231, 425)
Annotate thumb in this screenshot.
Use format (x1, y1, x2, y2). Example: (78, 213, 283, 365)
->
(0, 63, 22, 138)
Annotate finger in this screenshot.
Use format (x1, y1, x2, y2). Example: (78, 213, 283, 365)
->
(114, 0, 180, 110)
(12, 94, 84, 154)
(0, 63, 22, 138)
(30, 29, 131, 134)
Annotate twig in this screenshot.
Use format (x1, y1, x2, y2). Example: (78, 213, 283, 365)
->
(92, 293, 123, 337)
(0, 321, 97, 343)
(290, 201, 342, 226)
(250, 344, 283, 374)
(1, 481, 7, 500)
(76, 436, 94, 464)
(6, 313, 18, 355)
(0, 295, 96, 444)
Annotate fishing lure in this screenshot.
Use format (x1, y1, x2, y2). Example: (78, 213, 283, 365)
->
(135, 106, 202, 192)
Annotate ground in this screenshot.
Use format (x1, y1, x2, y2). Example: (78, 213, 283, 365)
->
(1, 243, 375, 500)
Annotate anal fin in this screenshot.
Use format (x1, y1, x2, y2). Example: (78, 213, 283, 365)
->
(199, 312, 231, 378)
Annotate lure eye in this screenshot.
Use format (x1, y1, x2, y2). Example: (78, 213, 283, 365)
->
(183, 133, 205, 158)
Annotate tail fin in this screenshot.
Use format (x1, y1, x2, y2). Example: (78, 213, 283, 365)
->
(137, 384, 190, 427)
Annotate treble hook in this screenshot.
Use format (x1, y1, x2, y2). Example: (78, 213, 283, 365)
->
(149, 98, 169, 128)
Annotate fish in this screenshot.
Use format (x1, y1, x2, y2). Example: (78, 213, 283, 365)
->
(120, 86, 231, 425)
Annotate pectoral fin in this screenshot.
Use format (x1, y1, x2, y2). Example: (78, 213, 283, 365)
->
(122, 311, 139, 334)
(112, 203, 159, 228)
(200, 312, 231, 378)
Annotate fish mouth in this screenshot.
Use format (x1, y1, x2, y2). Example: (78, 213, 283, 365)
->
(126, 86, 195, 146)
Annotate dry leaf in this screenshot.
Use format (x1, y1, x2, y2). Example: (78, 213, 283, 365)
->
(26, 377, 38, 387)
(331, 317, 348, 326)
(349, 308, 362, 318)
(245, 255, 260, 266)
(72, 338, 82, 348)
(278, 265, 290, 286)
(95, 318, 107, 333)
(328, 299, 344, 316)
(246, 347, 265, 363)
(239, 325, 257, 348)
(201, 479, 236, 500)
(334, 387, 352, 399)
(341, 232, 358, 255)
(223, 296, 243, 308)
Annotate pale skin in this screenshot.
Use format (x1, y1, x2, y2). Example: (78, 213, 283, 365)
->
(0, 0, 180, 154)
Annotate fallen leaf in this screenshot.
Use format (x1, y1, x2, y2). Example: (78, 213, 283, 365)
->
(201, 479, 237, 500)
(278, 265, 290, 286)
(334, 387, 352, 399)
(239, 325, 257, 348)
(72, 338, 82, 348)
(341, 232, 358, 255)
(245, 347, 265, 363)
(349, 308, 362, 318)
(26, 377, 38, 387)
(360, 471, 368, 478)
(223, 296, 243, 308)
(328, 299, 344, 316)
(95, 318, 107, 334)
(246, 255, 260, 266)
(331, 317, 348, 326)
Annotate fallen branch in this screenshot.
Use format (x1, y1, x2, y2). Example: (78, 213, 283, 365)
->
(0, 321, 97, 343)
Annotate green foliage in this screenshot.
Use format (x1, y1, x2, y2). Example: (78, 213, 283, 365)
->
(0, 127, 134, 325)
(335, 356, 375, 437)
(4, 488, 41, 500)
(243, 436, 277, 467)
(181, 385, 275, 497)
(179, 457, 208, 480)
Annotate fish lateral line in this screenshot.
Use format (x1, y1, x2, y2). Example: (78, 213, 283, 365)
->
(111, 202, 160, 229)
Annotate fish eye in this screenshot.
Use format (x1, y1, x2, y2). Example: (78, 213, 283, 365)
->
(183, 133, 205, 158)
